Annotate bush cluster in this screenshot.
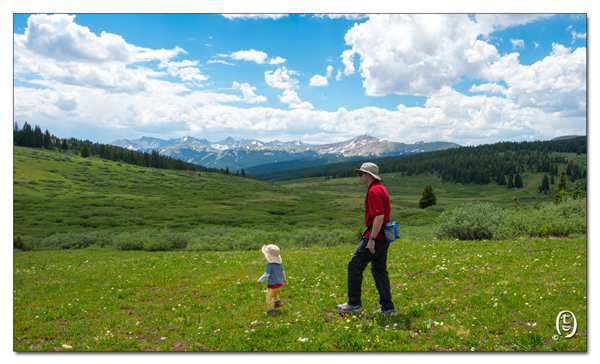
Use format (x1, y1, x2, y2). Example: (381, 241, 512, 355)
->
(435, 198, 586, 240)
(16, 227, 357, 252)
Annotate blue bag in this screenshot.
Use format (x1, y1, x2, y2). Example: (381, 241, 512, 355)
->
(382, 221, 400, 242)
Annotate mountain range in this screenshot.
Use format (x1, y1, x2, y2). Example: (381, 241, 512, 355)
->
(110, 135, 461, 172)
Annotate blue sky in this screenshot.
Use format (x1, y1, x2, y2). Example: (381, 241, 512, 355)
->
(13, 13, 587, 146)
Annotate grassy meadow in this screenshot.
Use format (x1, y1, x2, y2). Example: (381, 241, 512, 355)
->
(14, 238, 586, 351)
(13, 146, 587, 351)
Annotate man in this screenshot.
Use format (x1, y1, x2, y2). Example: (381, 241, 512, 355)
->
(336, 162, 395, 315)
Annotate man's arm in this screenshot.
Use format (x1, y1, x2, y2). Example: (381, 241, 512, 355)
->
(367, 214, 385, 253)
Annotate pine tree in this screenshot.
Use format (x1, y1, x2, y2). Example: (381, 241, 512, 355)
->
(550, 174, 554, 185)
(419, 184, 437, 209)
(541, 174, 549, 192)
(554, 170, 568, 204)
(572, 180, 583, 200)
(62, 139, 68, 151)
(507, 171, 514, 188)
(514, 173, 523, 188)
(241, 168, 246, 178)
(497, 171, 506, 186)
(81, 143, 90, 158)
(511, 195, 521, 212)
(14, 122, 20, 146)
(34, 125, 43, 148)
(43, 129, 53, 150)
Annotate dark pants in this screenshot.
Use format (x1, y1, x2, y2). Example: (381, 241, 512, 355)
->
(347, 237, 394, 310)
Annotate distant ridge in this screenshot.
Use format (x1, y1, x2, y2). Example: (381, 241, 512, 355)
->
(109, 135, 461, 171)
(550, 135, 586, 141)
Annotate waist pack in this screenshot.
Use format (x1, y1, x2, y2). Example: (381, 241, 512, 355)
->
(381, 221, 400, 243)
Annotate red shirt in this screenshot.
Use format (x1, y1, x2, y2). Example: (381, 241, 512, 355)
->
(364, 181, 390, 239)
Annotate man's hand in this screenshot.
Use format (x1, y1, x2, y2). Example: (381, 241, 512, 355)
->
(283, 280, 288, 285)
(367, 239, 375, 254)
(256, 280, 261, 283)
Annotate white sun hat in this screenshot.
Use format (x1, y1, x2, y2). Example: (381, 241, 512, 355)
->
(262, 244, 282, 264)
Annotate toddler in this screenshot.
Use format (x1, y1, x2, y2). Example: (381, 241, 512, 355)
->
(257, 244, 287, 315)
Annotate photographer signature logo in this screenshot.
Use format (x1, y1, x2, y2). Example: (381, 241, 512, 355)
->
(553, 311, 577, 341)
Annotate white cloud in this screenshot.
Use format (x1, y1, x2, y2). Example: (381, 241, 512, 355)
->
(265, 66, 299, 89)
(310, 74, 328, 86)
(469, 83, 508, 95)
(340, 49, 356, 78)
(219, 49, 286, 64)
(314, 14, 369, 20)
(278, 89, 314, 110)
(269, 57, 286, 64)
(232, 82, 267, 103)
(340, 12, 582, 110)
(158, 60, 208, 83)
(481, 43, 586, 115)
(207, 60, 236, 66)
(571, 30, 586, 44)
(222, 14, 288, 20)
(310, 65, 335, 86)
(511, 39, 525, 50)
(13, 14, 188, 93)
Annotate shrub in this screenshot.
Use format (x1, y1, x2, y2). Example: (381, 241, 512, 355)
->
(434, 202, 502, 240)
(14, 234, 30, 251)
(38, 230, 114, 250)
(494, 198, 586, 239)
(113, 232, 145, 250)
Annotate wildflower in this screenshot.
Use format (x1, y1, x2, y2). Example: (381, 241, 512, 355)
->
(61, 344, 72, 349)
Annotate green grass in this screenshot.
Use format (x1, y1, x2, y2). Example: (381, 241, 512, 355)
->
(14, 237, 586, 351)
(14, 147, 585, 240)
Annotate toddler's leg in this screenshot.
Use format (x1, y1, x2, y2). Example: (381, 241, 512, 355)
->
(266, 288, 276, 311)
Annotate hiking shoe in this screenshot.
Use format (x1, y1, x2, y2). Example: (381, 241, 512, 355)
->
(336, 302, 363, 313)
(274, 300, 283, 309)
(373, 307, 396, 315)
(266, 309, 275, 315)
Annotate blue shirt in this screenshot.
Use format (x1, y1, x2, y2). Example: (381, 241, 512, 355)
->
(258, 262, 286, 287)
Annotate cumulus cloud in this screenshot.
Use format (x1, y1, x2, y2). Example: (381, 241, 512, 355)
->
(469, 83, 508, 95)
(480, 43, 586, 115)
(511, 39, 525, 50)
(232, 82, 267, 103)
(314, 14, 369, 20)
(571, 30, 586, 44)
(206, 59, 236, 66)
(310, 74, 328, 86)
(13, 14, 193, 93)
(340, 49, 356, 78)
(278, 89, 314, 110)
(222, 14, 288, 20)
(265, 66, 299, 89)
(158, 60, 208, 83)
(310, 65, 335, 86)
(218, 49, 286, 64)
(339, 12, 584, 119)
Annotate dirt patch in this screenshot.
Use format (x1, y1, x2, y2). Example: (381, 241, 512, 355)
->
(407, 270, 431, 278)
(171, 339, 187, 351)
(243, 321, 265, 330)
(199, 343, 214, 351)
(435, 305, 444, 319)
(461, 285, 473, 293)
(510, 319, 540, 331)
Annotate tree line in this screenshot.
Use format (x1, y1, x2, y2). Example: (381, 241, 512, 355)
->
(251, 138, 587, 188)
(13, 122, 248, 177)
